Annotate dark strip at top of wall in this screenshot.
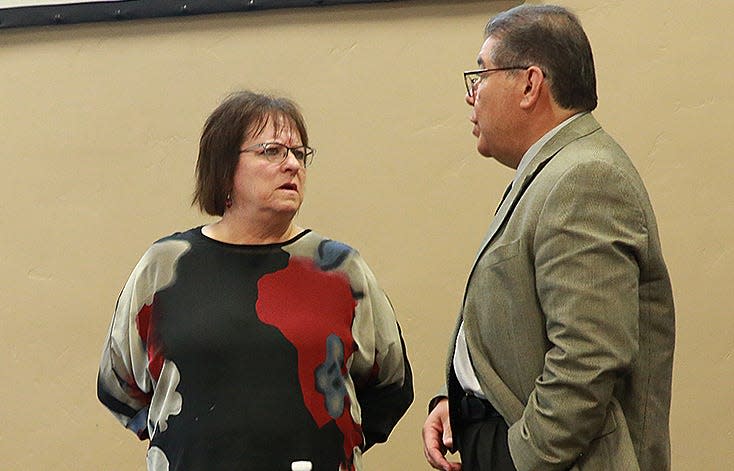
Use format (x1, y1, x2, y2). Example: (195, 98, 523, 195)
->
(0, 0, 401, 29)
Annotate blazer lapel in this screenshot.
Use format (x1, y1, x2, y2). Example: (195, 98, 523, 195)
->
(470, 113, 602, 271)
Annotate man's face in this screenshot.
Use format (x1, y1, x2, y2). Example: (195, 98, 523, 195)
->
(466, 37, 522, 168)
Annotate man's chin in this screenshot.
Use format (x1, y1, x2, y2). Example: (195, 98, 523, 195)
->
(476, 142, 494, 158)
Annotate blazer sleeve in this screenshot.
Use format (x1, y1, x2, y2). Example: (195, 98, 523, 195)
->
(507, 160, 647, 470)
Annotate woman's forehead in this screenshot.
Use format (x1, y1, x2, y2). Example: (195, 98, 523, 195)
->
(247, 113, 299, 140)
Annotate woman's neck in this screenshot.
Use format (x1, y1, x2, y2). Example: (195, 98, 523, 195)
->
(203, 212, 301, 245)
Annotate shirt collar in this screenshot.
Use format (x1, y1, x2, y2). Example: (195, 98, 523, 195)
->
(513, 112, 586, 187)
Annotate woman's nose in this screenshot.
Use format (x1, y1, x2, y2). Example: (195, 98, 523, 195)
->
(281, 149, 303, 171)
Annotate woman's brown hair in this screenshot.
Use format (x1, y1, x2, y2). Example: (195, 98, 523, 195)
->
(192, 90, 309, 216)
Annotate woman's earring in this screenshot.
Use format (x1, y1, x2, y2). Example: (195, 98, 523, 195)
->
(225, 193, 232, 208)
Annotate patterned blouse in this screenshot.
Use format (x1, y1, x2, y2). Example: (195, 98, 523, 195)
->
(98, 227, 413, 471)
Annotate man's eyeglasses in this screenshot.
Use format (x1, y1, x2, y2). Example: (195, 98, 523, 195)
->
(464, 66, 530, 97)
(240, 142, 315, 168)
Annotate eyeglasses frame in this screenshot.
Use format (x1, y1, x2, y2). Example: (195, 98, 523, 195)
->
(239, 141, 315, 168)
(464, 66, 531, 97)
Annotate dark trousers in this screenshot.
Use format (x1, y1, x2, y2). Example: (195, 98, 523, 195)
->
(456, 396, 517, 471)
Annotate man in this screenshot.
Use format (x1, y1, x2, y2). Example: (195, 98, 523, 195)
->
(422, 5, 675, 471)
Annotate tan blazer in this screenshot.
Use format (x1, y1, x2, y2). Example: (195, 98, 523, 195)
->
(449, 113, 675, 470)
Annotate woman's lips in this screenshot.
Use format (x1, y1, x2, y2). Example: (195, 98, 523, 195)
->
(279, 183, 298, 191)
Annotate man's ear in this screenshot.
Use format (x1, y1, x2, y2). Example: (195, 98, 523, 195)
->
(519, 66, 545, 109)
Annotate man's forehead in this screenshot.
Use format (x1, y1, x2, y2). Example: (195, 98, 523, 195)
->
(477, 37, 497, 66)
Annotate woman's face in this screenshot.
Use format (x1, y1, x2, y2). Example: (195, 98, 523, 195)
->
(229, 116, 306, 221)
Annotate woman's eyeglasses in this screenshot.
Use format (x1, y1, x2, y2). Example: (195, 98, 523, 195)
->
(240, 142, 315, 168)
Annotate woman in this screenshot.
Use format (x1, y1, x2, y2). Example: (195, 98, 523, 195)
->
(97, 91, 413, 471)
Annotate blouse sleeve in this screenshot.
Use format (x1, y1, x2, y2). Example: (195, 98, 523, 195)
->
(97, 242, 177, 440)
(348, 252, 414, 450)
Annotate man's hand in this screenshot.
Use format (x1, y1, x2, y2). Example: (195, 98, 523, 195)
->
(422, 398, 461, 471)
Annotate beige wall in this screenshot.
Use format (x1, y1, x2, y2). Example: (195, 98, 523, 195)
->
(1, 0, 732, 469)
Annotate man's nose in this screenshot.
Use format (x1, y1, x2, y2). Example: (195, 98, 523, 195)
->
(465, 91, 475, 106)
